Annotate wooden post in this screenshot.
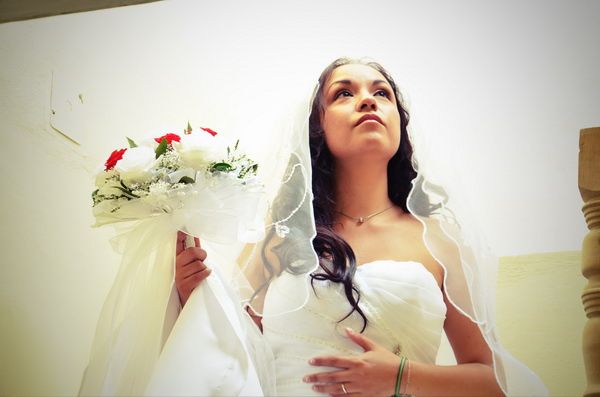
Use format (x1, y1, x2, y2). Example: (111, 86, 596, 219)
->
(579, 126, 600, 397)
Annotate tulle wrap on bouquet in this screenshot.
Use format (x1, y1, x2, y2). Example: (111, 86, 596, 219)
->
(80, 172, 273, 396)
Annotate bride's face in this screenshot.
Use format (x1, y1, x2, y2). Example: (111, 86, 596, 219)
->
(321, 64, 401, 163)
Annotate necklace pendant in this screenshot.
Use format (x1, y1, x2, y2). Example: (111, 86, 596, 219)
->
(357, 217, 364, 225)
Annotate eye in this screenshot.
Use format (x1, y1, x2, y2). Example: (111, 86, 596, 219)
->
(334, 89, 352, 100)
(375, 89, 391, 98)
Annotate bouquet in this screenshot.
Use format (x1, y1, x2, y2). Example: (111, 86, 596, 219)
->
(92, 123, 264, 241)
(81, 123, 267, 397)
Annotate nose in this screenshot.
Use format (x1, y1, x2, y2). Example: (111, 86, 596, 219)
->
(357, 92, 377, 111)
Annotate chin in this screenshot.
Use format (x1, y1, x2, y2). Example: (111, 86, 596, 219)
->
(330, 135, 398, 160)
(338, 146, 396, 163)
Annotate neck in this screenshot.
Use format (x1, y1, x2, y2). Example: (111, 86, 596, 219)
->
(333, 158, 394, 218)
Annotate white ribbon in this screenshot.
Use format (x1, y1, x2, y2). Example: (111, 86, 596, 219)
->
(81, 176, 267, 396)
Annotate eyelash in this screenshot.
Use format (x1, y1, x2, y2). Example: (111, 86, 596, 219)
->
(333, 89, 390, 100)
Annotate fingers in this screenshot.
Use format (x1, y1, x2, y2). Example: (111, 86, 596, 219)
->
(310, 381, 358, 396)
(176, 231, 202, 254)
(175, 241, 208, 281)
(345, 327, 376, 351)
(177, 267, 212, 306)
(176, 248, 209, 280)
(303, 369, 351, 384)
(174, 232, 207, 307)
(185, 267, 212, 284)
(176, 231, 186, 255)
(177, 247, 208, 266)
(309, 356, 359, 369)
(179, 260, 209, 280)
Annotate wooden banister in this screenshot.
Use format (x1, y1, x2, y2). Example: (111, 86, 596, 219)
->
(579, 126, 600, 397)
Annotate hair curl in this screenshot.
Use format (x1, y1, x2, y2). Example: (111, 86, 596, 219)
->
(309, 57, 417, 332)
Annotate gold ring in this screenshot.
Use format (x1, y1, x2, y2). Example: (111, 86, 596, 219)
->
(341, 383, 348, 394)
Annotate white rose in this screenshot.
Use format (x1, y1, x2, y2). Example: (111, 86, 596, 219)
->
(137, 137, 159, 150)
(173, 131, 226, 170)
(115, 146, 156, 184)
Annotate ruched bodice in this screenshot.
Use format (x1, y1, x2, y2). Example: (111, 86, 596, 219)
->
(262, 260, 447, 396)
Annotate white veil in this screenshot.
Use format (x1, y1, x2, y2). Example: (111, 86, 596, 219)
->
(79, 60, 548, 397)
(78, 96, 320, 396)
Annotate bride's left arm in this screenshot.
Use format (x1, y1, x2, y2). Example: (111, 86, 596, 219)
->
(304, 290, 505, 397)
(401, 290, 505, 397)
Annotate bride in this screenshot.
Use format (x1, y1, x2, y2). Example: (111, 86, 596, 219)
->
(173, 58, 548, 396)
(78, 56, 547, 397)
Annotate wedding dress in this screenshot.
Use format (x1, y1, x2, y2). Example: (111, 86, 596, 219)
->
(263, 260, 446, 396)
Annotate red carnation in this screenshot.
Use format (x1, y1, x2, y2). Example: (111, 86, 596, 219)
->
(201, 127, 218, 137)
(154, 133, 181, 144)
(104, 148, 127, 171)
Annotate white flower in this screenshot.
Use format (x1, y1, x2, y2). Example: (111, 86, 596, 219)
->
(137, 137, 159, 149)
(149, 180, 170, 195)
(173, 131, 225, 170)
(115, 146, 156, 184)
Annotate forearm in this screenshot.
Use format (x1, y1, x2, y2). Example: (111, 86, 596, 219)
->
(403, 361, 504, 397)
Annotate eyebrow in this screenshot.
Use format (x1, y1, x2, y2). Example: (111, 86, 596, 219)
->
(330, 79, 388, 86)
(327, 79, 390, 94)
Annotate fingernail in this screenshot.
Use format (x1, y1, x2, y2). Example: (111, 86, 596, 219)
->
(308, 358, 315, 365)
(345, 327, 354, 334)
(302, 376, 310, 383)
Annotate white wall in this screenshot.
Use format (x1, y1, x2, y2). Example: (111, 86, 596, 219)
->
(0, 0, 598, 395)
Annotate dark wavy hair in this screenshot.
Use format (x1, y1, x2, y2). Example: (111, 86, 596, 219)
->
(309, 58, 417, 332)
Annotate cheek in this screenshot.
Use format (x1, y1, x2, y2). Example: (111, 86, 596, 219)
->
(321, 111, 346, 150)
(391, 111, 402, 143)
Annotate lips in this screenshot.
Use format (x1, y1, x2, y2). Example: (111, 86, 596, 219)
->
(356, 114, 384, 126)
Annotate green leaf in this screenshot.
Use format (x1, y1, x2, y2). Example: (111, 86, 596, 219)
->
(211, 162, 233, 172)
(178, 176, 195, 184)
(115, 185, 139, 199)
(234, 139, 239, 150)
(186, 121, 192, 134)
(155, 138, 168, 158)
(126, 137, 138, 148)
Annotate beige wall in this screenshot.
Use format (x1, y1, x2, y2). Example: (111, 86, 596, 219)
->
(496, 252, 586, 396)
(434, 251, 585, 397)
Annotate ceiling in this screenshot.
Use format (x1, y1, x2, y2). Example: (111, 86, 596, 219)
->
(0, 0, 160, 24)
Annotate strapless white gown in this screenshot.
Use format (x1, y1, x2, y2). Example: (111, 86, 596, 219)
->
(262, 260, 447, 396)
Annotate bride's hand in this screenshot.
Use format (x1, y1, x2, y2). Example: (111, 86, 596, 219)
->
(304, 328, 400, 397)
(175, 230, 211, 307)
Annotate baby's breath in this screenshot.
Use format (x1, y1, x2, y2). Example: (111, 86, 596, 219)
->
(157, 149, 182, 171)
(149, 180, 170, 195)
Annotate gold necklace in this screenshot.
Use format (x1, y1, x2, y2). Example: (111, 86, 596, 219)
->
(336, 205, 395, 225)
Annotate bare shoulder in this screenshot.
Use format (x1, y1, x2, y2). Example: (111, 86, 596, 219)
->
(391, 211, 445, 288)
